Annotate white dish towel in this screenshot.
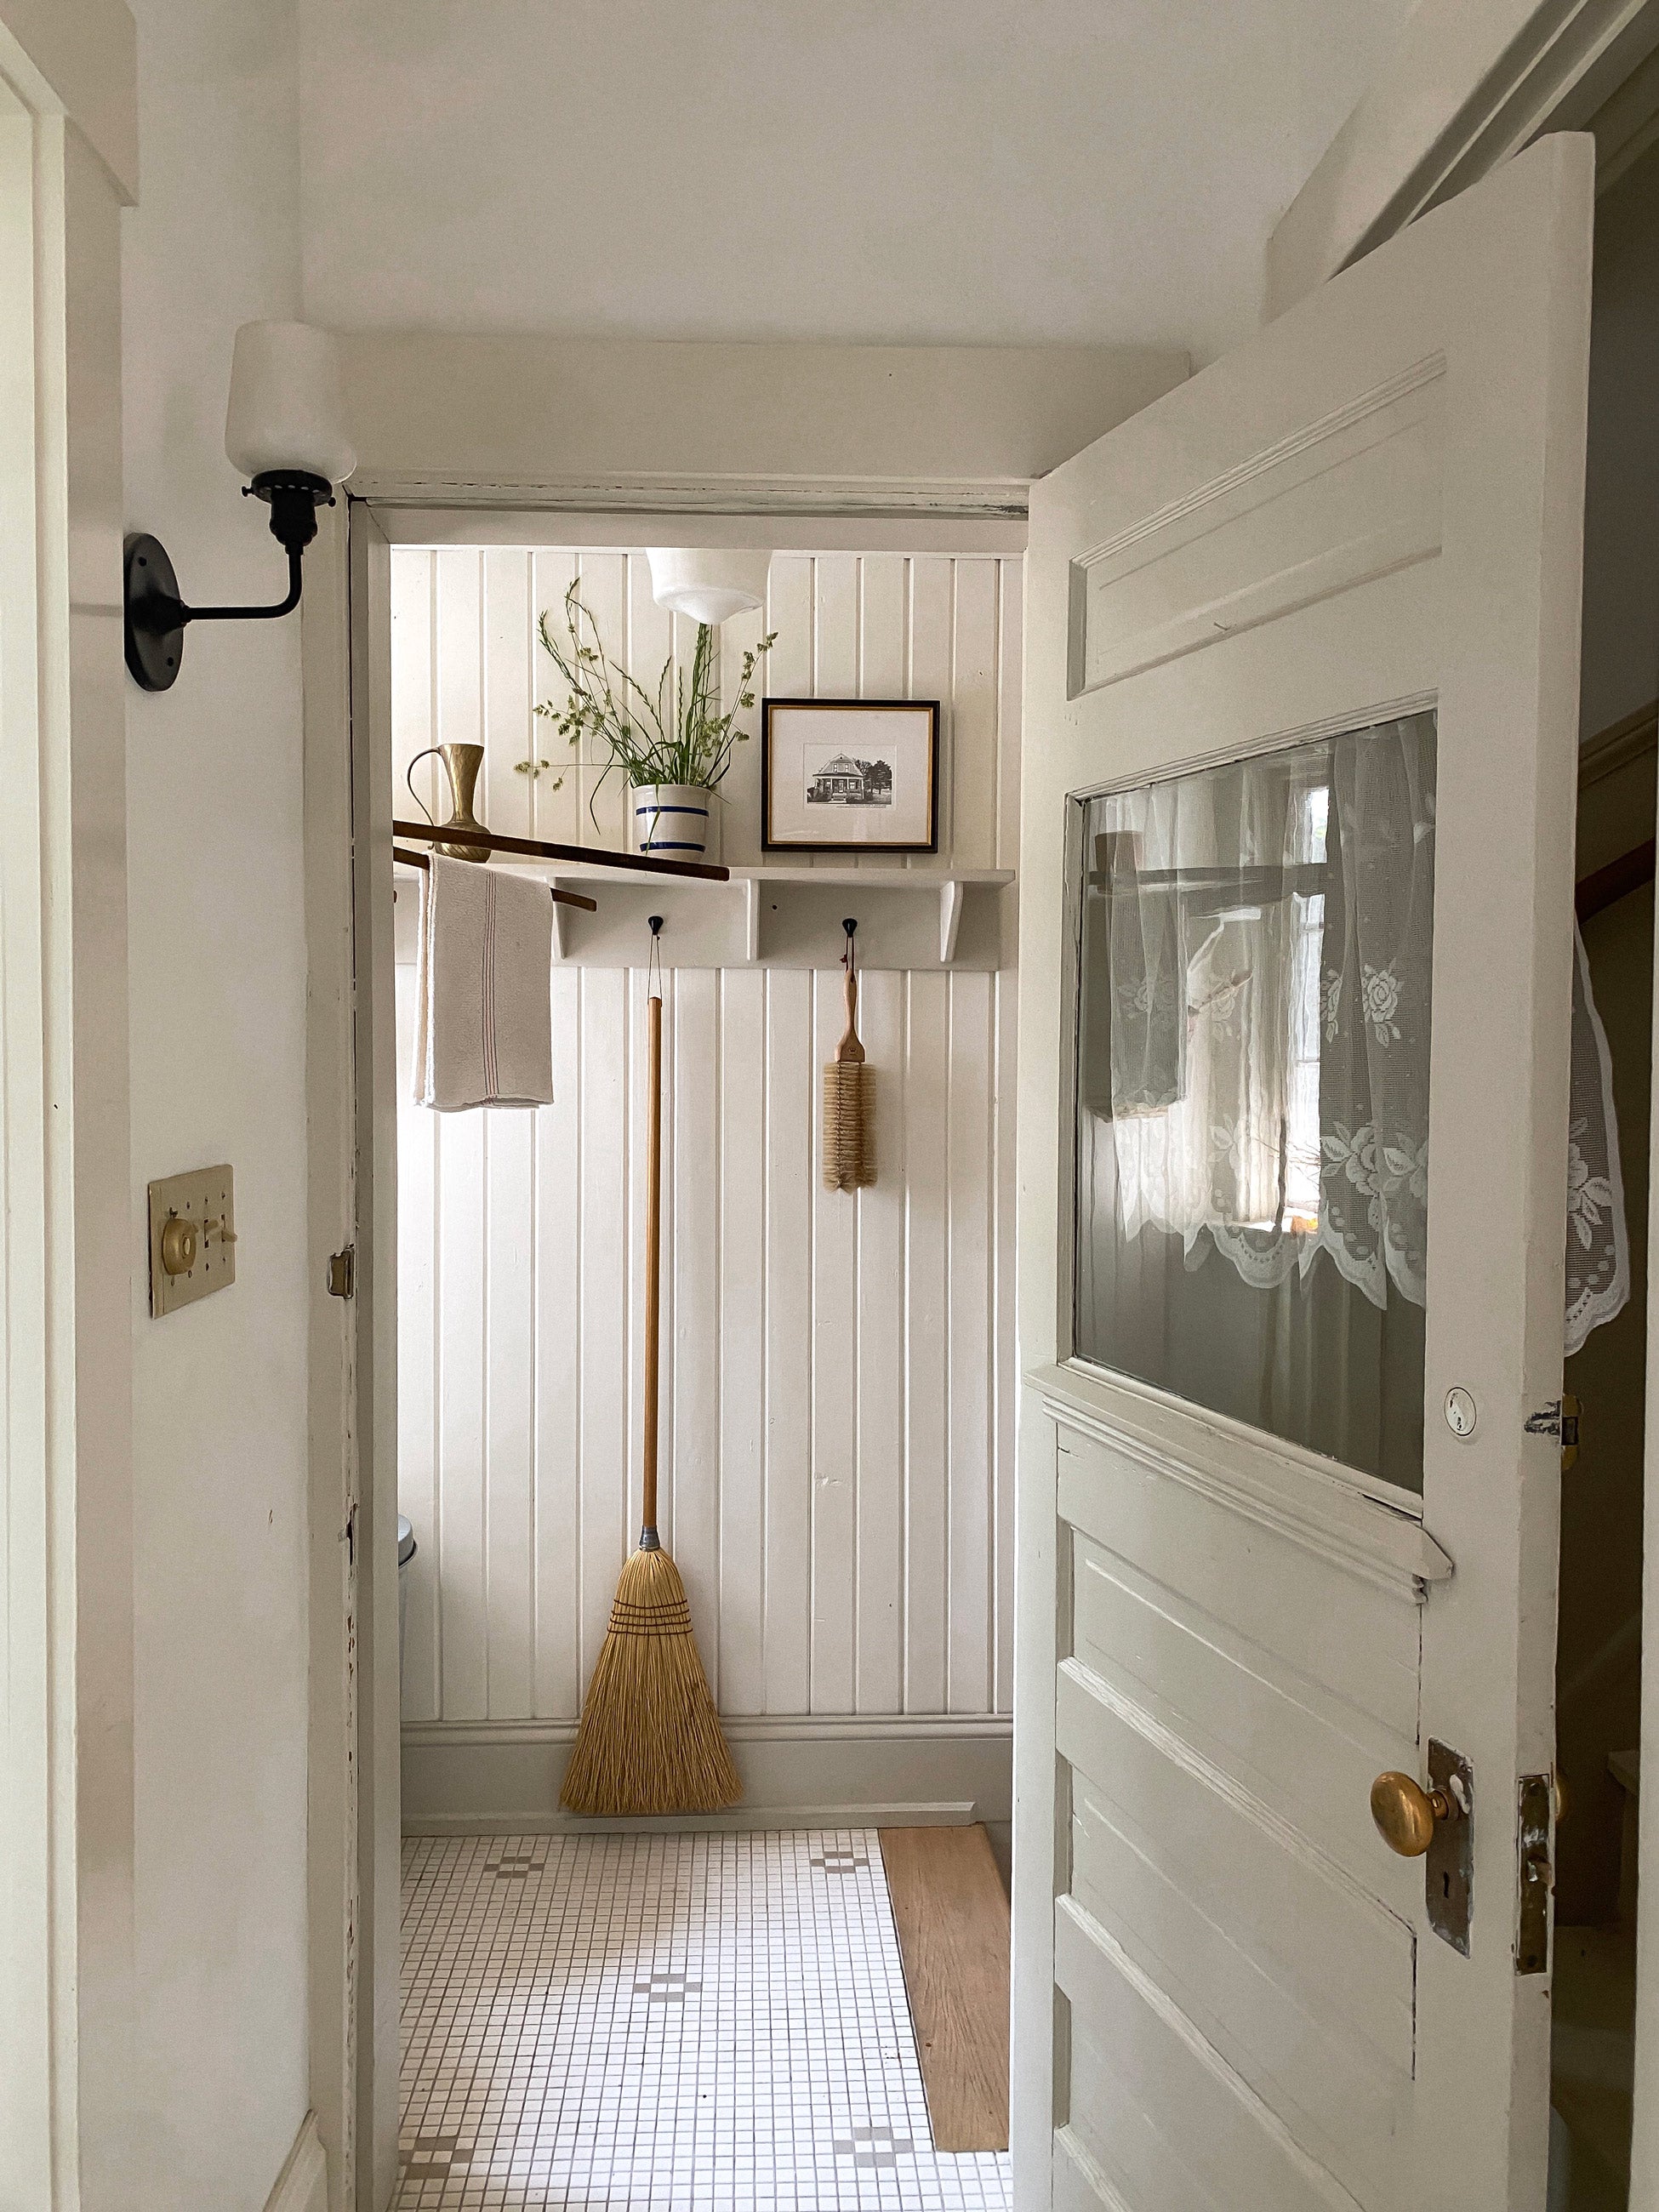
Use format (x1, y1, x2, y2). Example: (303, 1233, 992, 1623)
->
(412, 856, 555, 1110)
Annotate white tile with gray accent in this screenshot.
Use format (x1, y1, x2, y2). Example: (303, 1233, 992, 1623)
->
(396, 1828, 1012, 2209)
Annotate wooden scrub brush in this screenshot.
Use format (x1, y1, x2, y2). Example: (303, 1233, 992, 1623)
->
(824, 918, 875, 1191)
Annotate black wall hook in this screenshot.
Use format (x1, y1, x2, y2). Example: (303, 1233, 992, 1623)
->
(647, 913, 665, 995)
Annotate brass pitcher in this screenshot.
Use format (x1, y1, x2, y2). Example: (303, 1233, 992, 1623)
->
(408, 742, 489, 862)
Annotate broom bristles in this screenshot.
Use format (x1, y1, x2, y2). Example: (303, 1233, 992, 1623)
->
(823, 1061, 875, 1190)
(560, 1545, 743, 1816)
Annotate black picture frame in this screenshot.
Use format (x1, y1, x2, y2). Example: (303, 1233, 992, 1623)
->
(761, 698, 942, 854)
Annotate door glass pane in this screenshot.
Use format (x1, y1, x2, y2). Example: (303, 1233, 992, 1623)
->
(1073, 710, 1435, 1491)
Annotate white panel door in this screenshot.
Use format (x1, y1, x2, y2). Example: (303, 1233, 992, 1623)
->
(1014, 137, 1593, 2211)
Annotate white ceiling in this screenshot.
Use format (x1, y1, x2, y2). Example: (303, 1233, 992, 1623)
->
(299, 0, 1413, 365)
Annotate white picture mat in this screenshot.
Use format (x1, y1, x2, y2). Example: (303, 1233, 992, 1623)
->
(766, 704, 936, 847)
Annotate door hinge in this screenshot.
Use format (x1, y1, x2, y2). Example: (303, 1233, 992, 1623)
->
(1516, 1772, 1556, 1975)
(328, 1245, 356, 1300)
(1524, 1394, 1579, 1472)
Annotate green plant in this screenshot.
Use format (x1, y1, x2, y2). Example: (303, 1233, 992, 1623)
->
(535, 579, 776, 825)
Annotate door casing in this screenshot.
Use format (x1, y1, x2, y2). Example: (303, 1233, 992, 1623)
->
(0, 9, 137, 2204)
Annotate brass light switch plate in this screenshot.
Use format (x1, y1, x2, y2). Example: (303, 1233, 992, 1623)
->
(148, 1164, 237, 1317)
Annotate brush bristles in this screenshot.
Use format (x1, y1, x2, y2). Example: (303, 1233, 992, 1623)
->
(560, 1546, 743, 1816)
(823, 1062, 875, 1191)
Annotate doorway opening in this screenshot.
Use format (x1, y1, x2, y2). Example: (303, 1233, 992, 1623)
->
(371, 524, 1021, 2205)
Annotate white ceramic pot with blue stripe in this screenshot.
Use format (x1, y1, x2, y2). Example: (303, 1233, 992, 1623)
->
(630, 782, 715, 859)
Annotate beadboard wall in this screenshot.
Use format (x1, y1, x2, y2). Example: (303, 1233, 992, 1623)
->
(391, 544, 1019, 1829)
(391, 545, 1020, 870)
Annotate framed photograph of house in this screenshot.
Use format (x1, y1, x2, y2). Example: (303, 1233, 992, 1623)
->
(761, 698, 941, 853)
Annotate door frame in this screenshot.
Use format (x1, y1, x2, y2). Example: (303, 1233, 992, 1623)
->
(301, 347, 1189, 2205)
(320, 495, 1032, 2199)
(303, 489, 1038, 2212)
(303, 493, 407, 2212)
(0, 4, 137, 2203)
(1268, 0, 1659, 316)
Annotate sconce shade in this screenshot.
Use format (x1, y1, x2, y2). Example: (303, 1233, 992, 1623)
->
(647, 548, 770, 626)
(225, 322, 356, 486)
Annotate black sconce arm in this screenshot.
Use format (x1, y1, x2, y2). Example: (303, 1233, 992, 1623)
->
(137, 544, 304, 631)
(124, 469, 335, 692)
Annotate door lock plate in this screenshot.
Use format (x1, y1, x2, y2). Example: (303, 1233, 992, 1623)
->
(1516, 1773, 1554, 1975)
(1525, 1395, 1580, 1473)
(1426, 1738, 1474, 1956)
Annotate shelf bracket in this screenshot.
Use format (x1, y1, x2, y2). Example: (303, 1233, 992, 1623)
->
(744, 879, 761, 964)
(939, 878, 966, 964)
(550, 878, 568, 961)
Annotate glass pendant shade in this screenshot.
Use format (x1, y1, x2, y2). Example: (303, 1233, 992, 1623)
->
(646, 548, 770, 626)
(225, 321, 356, 485)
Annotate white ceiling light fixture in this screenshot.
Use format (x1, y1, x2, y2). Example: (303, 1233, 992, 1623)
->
(646, 548, 771, 627)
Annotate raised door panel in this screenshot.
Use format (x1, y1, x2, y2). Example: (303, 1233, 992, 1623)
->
(1056, 1901, 1372, 2212)
(1058, 1433, 1420, 1739)
(1074, 367, 1443, 695)
(1054, 1409, 1421, 2209)
(1058, 1437, 1422, 1896)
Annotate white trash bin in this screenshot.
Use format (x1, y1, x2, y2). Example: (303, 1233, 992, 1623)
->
(397, 1515, 416, 1687)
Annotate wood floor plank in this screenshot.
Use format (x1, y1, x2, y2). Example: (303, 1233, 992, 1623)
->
(879, 1824, 1011, 2152)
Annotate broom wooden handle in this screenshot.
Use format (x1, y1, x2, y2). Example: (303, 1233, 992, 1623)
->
(641, 989, 663, 1539)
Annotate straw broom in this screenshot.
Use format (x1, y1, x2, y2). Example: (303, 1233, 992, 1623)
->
(560, 935, 741, 1816)
(823, 918, 875, 1192)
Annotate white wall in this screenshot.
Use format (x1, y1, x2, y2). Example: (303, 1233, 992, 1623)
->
(338, 333, 1189, 502)
(298, 0, 1411, 365)
(122, 2, 312, 2203)
(392, 545, 1018, 1815)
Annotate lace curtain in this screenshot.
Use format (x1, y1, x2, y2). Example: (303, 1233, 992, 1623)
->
(1086, 711, 1628, 1352)
(1566, 922, 1630, 1354)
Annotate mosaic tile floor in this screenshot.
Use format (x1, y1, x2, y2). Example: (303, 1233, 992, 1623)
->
(396, 1830, 1012, 2210)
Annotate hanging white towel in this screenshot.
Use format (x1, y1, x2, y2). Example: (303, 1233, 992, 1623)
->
(413, 856, 555, 1110)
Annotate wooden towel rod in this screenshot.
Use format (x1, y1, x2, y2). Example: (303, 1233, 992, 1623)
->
(392, 847, 598, 912)
(393, 817, 730, 882)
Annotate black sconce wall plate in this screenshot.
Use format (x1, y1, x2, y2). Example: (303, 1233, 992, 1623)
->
(123, 534, 187, 692)
(123, 468, 334, 693)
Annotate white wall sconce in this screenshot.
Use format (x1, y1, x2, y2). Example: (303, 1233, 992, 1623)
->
(646, 548, 771, 627)
(123, 321, 356, 692)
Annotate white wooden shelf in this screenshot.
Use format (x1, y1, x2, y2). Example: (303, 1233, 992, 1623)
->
(394, 856, 1015, 971)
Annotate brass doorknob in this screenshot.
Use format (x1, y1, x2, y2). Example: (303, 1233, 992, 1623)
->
(1371, 1770, 1451, 1857)
(160, 1215, 198, 1277)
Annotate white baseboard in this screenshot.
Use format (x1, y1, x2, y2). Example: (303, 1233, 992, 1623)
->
(401, 1713, 1012, 1837)
(264, 2114, 327, 2212)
